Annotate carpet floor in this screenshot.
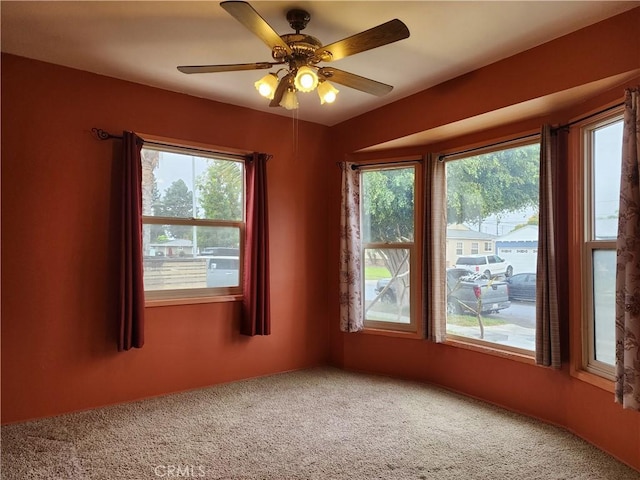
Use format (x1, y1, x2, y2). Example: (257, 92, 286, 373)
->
(2, 367, 638, 479)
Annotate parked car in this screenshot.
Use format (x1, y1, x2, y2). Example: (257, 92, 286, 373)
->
(375, 268, 511, 315)
(506, 272, 537, 301)
(454, 254, 513, 279)
(200, 247, 239, 257)
(446, 268, 511, 314)
(206, 256, 240, 288)
(375, 277, 399, 304)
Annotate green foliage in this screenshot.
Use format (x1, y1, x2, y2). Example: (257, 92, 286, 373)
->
(513, 213, 539, 231)
(196, 160, 244, 248)
(446, 144, 540, 227)
(362, 168, 414, 243)
(197, 160, 243, 221)
(157, 179, 192, 217)
(154, 179, 193, 240)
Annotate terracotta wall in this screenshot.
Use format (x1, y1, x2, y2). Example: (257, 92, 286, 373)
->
(2, 5, 640, 472)
(326, 7, 640, 471)
(1, 54, 331, 423)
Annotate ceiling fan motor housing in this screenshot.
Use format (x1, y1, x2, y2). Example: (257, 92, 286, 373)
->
(276, 33, 323, 64)
(286, 9, 311, 33)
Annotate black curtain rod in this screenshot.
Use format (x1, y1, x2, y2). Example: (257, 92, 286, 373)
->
(349, 159, 422, 170)
(439, 132, 540, 162)
(439, 100, 625, 161)
(92, 127, 269, 162)
(556, 101, 624, 130)
(92, 128, 123, 140)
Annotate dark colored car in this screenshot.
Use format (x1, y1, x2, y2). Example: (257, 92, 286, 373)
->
(375, 268, 511, 314)
(506, 273, 537, 301)
(375, 277, 398, 303)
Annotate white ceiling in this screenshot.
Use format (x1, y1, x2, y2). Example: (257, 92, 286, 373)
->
(2, 1, 638, 127)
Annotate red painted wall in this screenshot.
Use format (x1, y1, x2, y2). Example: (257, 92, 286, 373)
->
(2, 5, 640, 473)
(1, 54, 331, 423)
(326, 8, 640, 471)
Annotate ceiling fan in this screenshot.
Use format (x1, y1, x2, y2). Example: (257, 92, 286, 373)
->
(177, 1, 410, 110)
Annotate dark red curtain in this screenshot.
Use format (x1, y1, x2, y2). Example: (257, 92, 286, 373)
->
(118, 131, 145, 350)
(241, 153, 271, 336)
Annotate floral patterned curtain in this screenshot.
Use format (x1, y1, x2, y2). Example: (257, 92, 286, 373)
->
(339, 162, 363, 332)
(615, 87, 640, 410)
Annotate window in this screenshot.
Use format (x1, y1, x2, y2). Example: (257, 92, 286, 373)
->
(361, 165, 417, 331)
(140, 143, 245, 300)
(583, 114, 623, 378)
(445, 141, 540, 352)
(456, 242, 463, 255)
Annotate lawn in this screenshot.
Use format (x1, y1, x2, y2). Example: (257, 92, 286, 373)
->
(364, 266, 391, 280)
(447, 314, 507, 327)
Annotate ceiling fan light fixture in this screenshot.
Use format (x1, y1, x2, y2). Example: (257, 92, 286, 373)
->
(294, 66, 318, 93)
(254, 73, 279, 99)
(280, 88, 299, 110)
(317, 80, 339, 104)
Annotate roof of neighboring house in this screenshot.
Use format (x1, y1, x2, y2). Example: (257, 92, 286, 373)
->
(446, 225, 496, 241)
(497, 224, 539, 242)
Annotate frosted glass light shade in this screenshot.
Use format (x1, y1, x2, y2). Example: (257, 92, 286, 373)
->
(254, 73, 279, 99)
(317, 81, 339, 104)
(294, 66, 318, 93)
(280, 89, 299, 110)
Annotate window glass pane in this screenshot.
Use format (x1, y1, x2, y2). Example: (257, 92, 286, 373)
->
(361, 167, 415, 243)
(593, 120, 623, 239)
(446, 143, 540, 351)
(364, 248, 411, 324)
(141, 148, 243, 221)
(143, 225, 240, 291)
(592, 249, 616, 365)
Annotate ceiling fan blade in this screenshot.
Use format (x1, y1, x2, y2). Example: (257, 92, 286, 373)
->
(318, 67, 393, 97)
(269, 73, 293, 107)
(315, 19, 409, 62)
(220, 1, 292, 56)
(177, 62, 282, 74)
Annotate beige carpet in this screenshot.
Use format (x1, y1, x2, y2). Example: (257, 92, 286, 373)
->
(1, 367, 638, 479)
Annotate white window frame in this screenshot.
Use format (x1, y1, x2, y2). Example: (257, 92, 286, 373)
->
(360, 163, 419, 333)
(141, 141, 246, 302)
(581, 111, 623, 380)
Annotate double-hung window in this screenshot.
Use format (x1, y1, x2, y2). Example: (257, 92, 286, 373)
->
(361, 164, 418, 331)
(582, 113, 623, 378)
(140, 143, 245, 301)
(445, 140, 540, 352)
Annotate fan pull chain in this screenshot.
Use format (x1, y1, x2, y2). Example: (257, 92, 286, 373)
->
(291, 108, 299, 159)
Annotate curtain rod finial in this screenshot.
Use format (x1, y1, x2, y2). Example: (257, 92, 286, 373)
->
(91, 128, 122, 141)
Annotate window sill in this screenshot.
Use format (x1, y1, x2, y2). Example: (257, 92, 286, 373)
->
(145, 294, 242, 308)
(444, 336, 536, 365)
(361, 327, 422, 340)
(569, 365, 615, 393)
